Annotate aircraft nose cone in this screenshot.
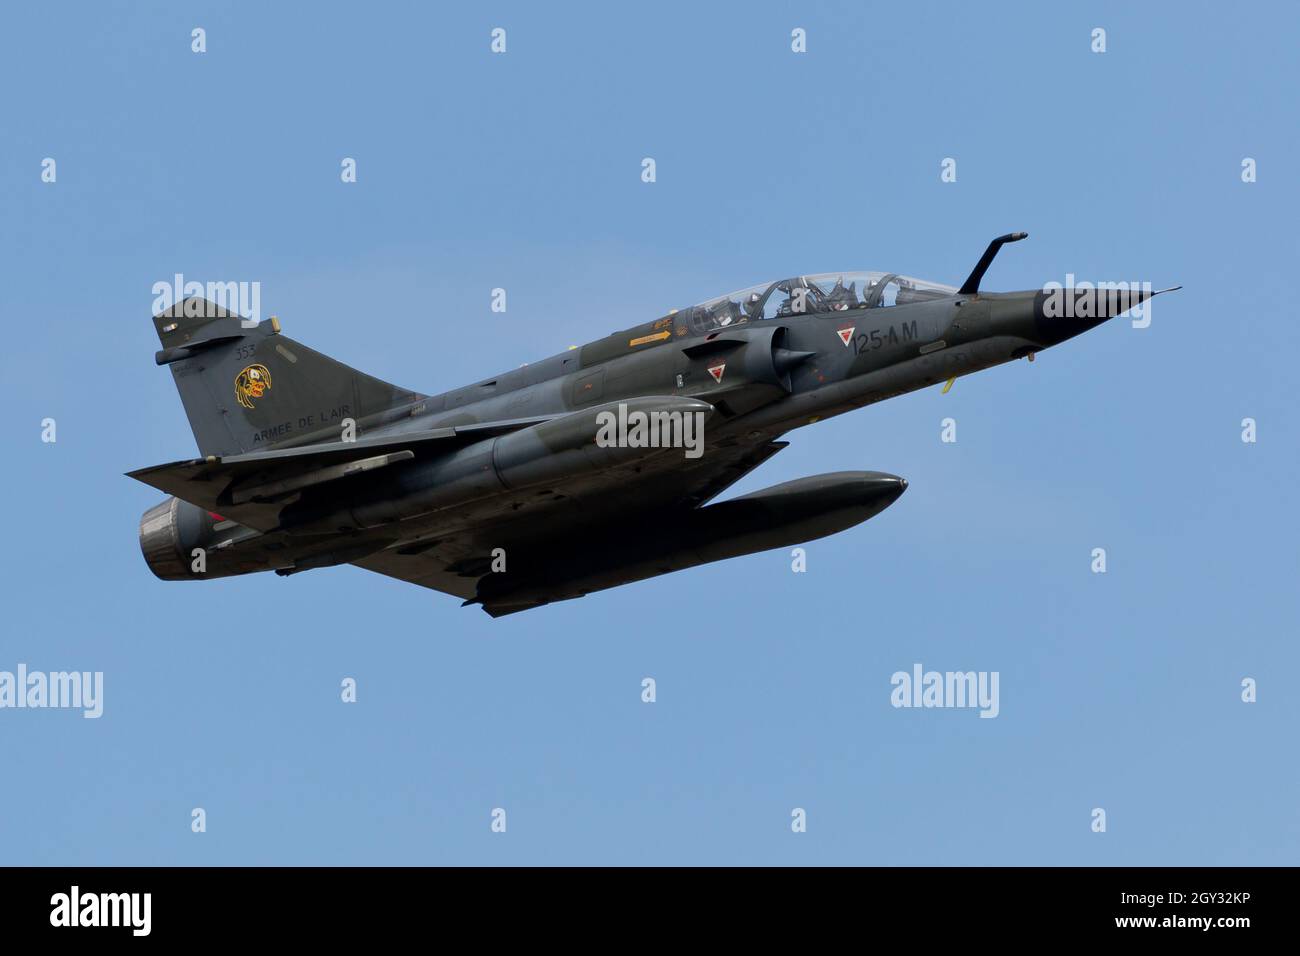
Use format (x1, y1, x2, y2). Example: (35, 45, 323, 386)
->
(1031, 284, 1174, 345)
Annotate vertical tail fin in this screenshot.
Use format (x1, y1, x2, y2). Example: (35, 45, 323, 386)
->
(152, 298, 425, 457)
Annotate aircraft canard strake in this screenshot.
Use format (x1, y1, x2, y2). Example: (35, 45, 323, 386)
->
(130, 234, 1177, 615)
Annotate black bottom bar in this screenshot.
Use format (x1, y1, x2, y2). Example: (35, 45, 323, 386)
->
(0, 865, 1276, 941)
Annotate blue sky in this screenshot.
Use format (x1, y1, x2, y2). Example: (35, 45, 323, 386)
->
(1, 1, 1296, 864)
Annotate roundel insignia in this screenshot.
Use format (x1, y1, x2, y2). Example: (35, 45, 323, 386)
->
(837, 327, 855, 347)
(707, 363, 726, 384)
(234, 363, 272, 409)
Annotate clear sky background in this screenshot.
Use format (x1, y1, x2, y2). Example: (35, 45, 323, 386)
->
(1, 1, 1296, 865)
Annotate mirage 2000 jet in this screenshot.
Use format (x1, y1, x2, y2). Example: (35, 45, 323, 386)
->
(130, 233, 1176, 615)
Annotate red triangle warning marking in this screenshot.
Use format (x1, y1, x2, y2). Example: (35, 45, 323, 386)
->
(837, 327, 855, 347)
(707, 363, 726, 383)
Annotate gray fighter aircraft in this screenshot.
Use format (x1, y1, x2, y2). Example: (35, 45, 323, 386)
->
(131, 233, 1175, 615)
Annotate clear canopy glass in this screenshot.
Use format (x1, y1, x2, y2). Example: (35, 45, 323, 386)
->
(677, 272, 958, 333)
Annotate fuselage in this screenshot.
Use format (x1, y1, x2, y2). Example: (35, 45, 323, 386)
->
(300, 274, 1066, 456)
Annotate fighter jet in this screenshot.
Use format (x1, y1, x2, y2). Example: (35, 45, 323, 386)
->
(131, 233, 1176, 616)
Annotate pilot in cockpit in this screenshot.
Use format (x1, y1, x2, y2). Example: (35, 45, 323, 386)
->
(771, 283, 797, 317)
(712, 297, 744, 327)
(824, 277, 858, 311)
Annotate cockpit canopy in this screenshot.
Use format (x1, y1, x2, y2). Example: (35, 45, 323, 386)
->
(677, 272, 958, 334)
